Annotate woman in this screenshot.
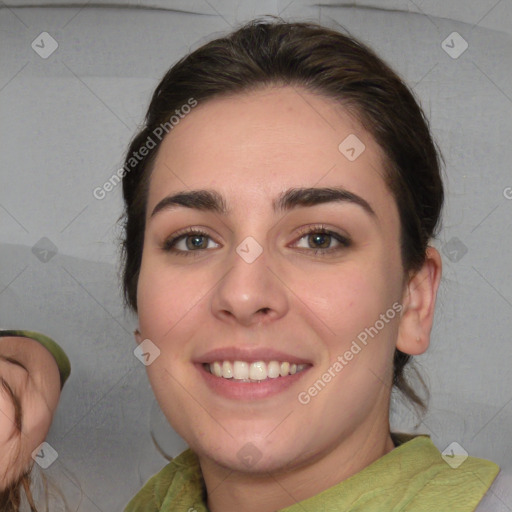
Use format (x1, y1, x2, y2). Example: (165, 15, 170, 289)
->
(0, 330, 71, 511)
(118, 18, 500, 511)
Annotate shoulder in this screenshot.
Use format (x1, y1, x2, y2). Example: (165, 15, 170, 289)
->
(123, 462, 176, 512)
(123, 449, 202, 512)
(386, 434, 501, 511)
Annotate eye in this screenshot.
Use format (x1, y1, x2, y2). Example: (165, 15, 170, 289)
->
(161, 225, 351, 257)
(162, 227, 220, 256)
(292, 225, 351, 256)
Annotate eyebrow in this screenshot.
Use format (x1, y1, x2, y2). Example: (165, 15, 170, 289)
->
(0, 355, 29, 374)
(149, 187, 376, 220)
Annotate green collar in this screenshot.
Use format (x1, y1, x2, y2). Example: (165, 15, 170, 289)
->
(125, 433, 499, 512)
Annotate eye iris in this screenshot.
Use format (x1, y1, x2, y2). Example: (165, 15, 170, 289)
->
(186, 234, 207, 250)
(309, 233, 330, 249)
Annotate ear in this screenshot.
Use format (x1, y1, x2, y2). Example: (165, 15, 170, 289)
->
(396, 246, 442, 356)
(134, 328, 143, 345)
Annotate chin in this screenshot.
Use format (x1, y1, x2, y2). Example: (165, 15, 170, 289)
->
(194, 433, 308, 475)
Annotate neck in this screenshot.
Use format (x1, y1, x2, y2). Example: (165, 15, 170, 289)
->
(201, 422, 395, 512)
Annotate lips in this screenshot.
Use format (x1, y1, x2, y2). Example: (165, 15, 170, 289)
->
(195, 347, 312, 366)
(194, 346, 313, 400)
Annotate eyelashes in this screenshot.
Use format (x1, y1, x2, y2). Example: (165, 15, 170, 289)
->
(162, 227, 217, 256)
(293, 225, 351, 254)
(161, 224, 351, 258)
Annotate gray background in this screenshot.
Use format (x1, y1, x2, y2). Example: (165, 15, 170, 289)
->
(1, 0, 511, 510)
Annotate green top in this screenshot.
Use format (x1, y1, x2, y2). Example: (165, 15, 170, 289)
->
(124, 433, 499, 511)
(0, 329, 71, 389)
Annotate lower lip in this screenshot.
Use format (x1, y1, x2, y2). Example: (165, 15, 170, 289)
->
(196, 363, 311, 400)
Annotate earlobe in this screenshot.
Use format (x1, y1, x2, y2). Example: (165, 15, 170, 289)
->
(396, 246, 442, 356)
(134, 328, 142, 345)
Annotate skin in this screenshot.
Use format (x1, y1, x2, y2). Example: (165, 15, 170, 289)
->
(0, 337, 61, 490)
(134, 85, 442, 512)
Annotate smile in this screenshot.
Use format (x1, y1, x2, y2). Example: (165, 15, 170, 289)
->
(204, 360, 310, 382)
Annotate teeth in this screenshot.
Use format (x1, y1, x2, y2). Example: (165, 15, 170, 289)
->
(267, 361, 280, 378)
(212, 361, 222, 377)
(207, 360, 308, 381)
(233, 361, 248, 380)
(222, 361, 233, 378)
(249, 361, 267, 380)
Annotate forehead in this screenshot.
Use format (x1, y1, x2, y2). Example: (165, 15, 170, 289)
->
(146, 86, 394, 220)
(0, 336, 60, 393)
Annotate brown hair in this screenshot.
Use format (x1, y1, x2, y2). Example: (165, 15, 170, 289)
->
(117, 16, 444, 416)
(0, 374, 76, 511)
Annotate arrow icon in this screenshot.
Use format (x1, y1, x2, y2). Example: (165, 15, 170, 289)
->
(31, 442, 58, 468)
(442, 236, 467, 262)
(31, 32, 58, 59)
(441, 32, 468, 59)
(32, 237, 58, 262)
(339, 134, 365, 161)
(134, 339, 160, 366)
(236, 237, 263, 263)
(237, 442, 262, 467)
(441, 441, 468, 468)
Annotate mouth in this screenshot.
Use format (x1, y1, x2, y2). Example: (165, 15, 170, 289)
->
(203, 360, 310, 382)
(194, 347, 313, 400)
(196, 356, 312, 400)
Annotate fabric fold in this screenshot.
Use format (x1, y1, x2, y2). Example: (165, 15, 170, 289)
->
(124, 433, 499, 511)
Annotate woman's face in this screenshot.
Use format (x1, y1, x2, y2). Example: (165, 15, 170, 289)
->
(136, 86, 413, 474)
(0, 337, 61, 488)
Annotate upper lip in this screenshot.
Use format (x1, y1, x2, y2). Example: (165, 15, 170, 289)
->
(194, 347, 313, 365)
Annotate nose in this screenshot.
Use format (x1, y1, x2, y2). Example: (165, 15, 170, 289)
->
(210, 243, 289, 328)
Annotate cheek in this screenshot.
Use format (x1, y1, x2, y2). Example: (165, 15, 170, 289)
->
(25, 399, 53, 444)
(0, 389, 16, 446)
(137, 259, 201, 334)
(295, 259, 401, 373)
(12, 400, 53, 479)
(136, 259, 213, 367)
(295, 264, 383, 330)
